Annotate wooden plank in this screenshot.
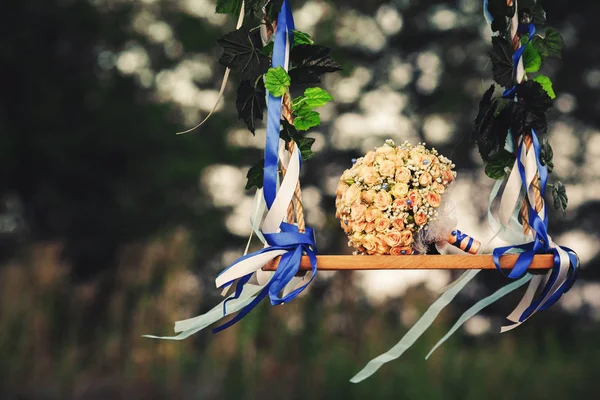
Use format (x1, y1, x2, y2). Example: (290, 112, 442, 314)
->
(262, 254, 554, 271)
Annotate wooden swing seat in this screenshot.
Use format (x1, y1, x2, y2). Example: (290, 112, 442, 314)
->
(263, 254, 554, 271)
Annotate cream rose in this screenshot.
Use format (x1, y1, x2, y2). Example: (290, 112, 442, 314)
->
(400, 230, 414, 246)
(442, 170, 455, 184)
(365, 207, 382, 222)
(392, 217, 405, 230)
(429, 164, 441, 179)
(362, 234, 377, 254)
(392, 198, 409, 211)
(376, 145, 395, 155)
(361, 166, 380, 185)
(395, 166, 411, 183)
(391, 183, 409, 198)
(414, 210, 428, 226)
(374, 234, 391, 255)
(374, 217, 391, 232)
(419, 172, 433, 187)
(350, 203, 367, 222)
(373, 190, 393, 211)
(383, 230, 403, 247)
(351, 221, 367, 233)
(343, 184, 361, 206)
(361, 189, 377, 204)
(379, 160, 395, 177)
(390, 246, 413, 255)
(363, 151, 376, 166)
(336, 182, 349, 197)
(431, 181, 445, 193)
(426, 191, 441, 208)
(407, 190, 421, 207)
(391, 154, 405, 169)
(364, 222, 376, 233)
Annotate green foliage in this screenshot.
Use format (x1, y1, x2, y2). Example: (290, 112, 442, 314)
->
(218, 27, 269, 80)
(215, 0, 242, 15)
(485, 149, 515, 180)
(292, 30, 314, 47)
(236, 79, 266, 134)
(489, 36, 514, 88)
(533, 28, 565, 59)
(533, 74, 556, 99)
(540, 138, 555, 173)
(264, 66, 291, 97)
(552, 181, 568, 216)
(289, 44, 342, 86)
(245, 159, 265, 190)
(522, 40, 542, 73)
(291, 87, 332, 131)
(297, 137, 316, 160)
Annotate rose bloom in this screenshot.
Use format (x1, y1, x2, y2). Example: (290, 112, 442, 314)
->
(360, 189, 376, 204)
(383, 230, 403, 247)
(431, 181, 446, 193)
(414, 210, 428, 226)
(361, 166, 380, 185)
(426, 191, 441, 207)
(390, 246, 413, 255)
(395, 166, 412, 183)
(376, 145, 395, 155)
(362, 234, 377, 254)
(379, 160, 395, 177)
(364, 222, 376, 233)
(400, 230, 414, 246)
(442, 169, 456, 183)
(410, 149, 424, 165)
(340, 169, 354, 183)
(365, 207, 382, 222)
(336, 182, 349, 197)
(343, 184, 361, 206)
(392, 198, 409, 211)
(363, 151, 376, 166)
(392, 217, 405, 230)
(408, 190, 421, 207)
(374, 217, 391, 232)
(429, 164, 441, 179)
(374, 234, 391, 255)
(352, 231, 365, 242)
(351, 221, 367, 233)
(374, 190, 393, 211)
(419, 172, 433, 187)
(391, 182, 409, 198)
(391, 154, 405, 169)
(350, 203, 367, 222)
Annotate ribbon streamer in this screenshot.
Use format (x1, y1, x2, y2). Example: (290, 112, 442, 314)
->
(350, 270, 481, 383)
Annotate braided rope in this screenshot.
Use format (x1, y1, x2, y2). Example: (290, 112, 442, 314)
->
(281, 92, 306, 232)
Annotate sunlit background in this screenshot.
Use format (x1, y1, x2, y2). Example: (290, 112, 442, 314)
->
(1, 0, 600, 399)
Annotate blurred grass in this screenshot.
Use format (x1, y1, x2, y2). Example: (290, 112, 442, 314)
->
(1, 232, 599, 399)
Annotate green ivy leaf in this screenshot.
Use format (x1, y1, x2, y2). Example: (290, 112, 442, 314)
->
(292, 30, 314, 47)
(297, 137, 316, 161)
(260, 42, 274, 57)
(215, 0, 242, 15)
(293, 109, 320, 131)
(532, 75, 556, 99)
(485, 149, 515, 180)
(532, 28, 564, 59)
(522, 40, 542, 73)
(289, 45, 342, 86)
(490, 36, 515, 88)
(264, 66, 291, 97)
(540, 138, 554, 173)
(245, 159, 264, 190)
(235, 79, 266, 134)
(300, 87, 333, 108)
(552, 181, 568, 216)
(218, 28, 269, 80)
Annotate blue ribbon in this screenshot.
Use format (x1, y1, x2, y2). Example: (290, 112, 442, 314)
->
(492, 130, 579, 321)
(213, 223, 317, 333)
(263, 0, 294, 208)
(502, 23, 536, 98)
